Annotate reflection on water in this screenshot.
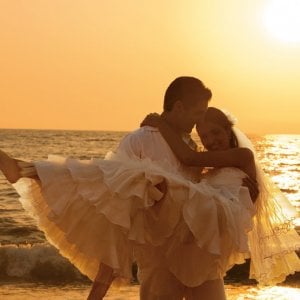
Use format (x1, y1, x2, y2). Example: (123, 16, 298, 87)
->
(254, 135, 300, 227)
(234, 285, 300, 300)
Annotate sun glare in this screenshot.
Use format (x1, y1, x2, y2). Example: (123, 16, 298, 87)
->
(264, 0, 300, 43)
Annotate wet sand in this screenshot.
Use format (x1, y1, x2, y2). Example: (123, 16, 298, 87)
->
(0, 283, 299, 299)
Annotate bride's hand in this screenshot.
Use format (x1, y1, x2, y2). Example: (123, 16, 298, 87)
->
(140, 113, 161, 128)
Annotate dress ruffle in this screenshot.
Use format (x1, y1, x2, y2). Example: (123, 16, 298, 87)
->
(247, 169, 300, 285)
(204, 167, 300, 285)
(13, 155, 255, 286)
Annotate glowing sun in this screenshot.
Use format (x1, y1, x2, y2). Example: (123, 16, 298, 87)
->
(264, 0, 300, 43)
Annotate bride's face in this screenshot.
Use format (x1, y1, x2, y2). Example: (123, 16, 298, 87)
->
(196, 121, 231, 151)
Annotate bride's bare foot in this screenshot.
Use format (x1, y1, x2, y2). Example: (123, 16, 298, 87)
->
(0, 150, 21, 183)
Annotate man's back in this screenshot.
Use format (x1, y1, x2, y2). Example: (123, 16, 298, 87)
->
(116, 126, 200, 182)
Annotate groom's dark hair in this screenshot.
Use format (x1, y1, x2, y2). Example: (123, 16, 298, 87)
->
(163, 76, 212, 112)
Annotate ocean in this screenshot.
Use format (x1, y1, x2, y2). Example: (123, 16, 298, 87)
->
(0, 129, 299, 299)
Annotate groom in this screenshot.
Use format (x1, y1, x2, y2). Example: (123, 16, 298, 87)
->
(114, 76, 236, 300)
(114, 76, 258, 300)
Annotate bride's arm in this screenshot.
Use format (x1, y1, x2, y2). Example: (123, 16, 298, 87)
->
(141, 115, 256, 179)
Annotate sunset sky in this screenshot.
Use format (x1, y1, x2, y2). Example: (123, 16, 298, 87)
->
(1, 0, 300, 134)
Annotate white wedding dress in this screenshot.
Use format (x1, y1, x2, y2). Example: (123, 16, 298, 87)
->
(12, 129, 300, 286)
(205, 166, 300, 285)
(13, 153, 255, 287)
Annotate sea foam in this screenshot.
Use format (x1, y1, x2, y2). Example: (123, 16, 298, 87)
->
(0, 243, 88, 282)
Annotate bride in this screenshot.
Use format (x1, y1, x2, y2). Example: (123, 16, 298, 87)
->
(141, 107, 300, 285)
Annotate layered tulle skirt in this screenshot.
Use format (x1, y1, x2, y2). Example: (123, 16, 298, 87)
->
(13, 154, 299, 286)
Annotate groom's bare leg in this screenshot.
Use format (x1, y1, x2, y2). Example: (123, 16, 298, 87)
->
(87, 263, 115, 300)
(0, 150, 22, 183)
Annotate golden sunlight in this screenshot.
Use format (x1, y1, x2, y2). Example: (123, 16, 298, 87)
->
(263, 0, 300, 43)
(236, 286, 300, 299)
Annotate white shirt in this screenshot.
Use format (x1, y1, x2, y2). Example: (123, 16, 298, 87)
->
(116, 126, 200, 182)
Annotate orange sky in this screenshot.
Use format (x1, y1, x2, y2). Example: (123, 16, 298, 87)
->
(1, 0, 300, 134)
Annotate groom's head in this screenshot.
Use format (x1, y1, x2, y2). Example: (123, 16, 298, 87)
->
(163, 76, 212, 133)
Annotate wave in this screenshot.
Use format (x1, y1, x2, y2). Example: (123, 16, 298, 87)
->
(0, 217, 18, 225)
(280, 188, 299, 194)
(84, 138, 101, 142)
(0, 190, 19, 197)
(0, 243, 90, 283)
(99, 138, 118, 142)
(3, 226, 40, 236)
(0, 208, 21, 213)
